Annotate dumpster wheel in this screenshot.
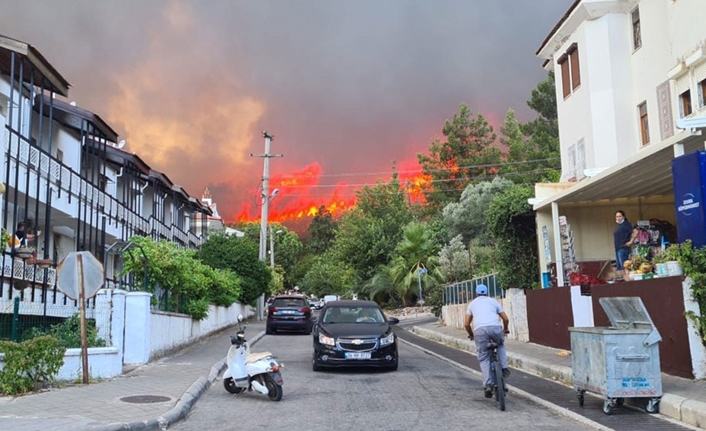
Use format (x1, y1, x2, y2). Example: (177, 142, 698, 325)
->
(602, 400, 614, 415)
(576, 390, 585, 407)
(646, 397, 660, 414)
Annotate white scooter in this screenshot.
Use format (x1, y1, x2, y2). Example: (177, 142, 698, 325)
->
(223, 314, 284, 401)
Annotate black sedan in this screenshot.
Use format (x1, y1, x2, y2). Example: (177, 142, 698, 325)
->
(312, 300, 399, 371)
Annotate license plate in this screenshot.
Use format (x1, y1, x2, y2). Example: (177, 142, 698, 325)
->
(282, 310, 296, 314)
(345, 352, 371, 360)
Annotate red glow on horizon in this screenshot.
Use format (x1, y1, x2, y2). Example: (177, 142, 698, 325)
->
(233, 158, 429, 224)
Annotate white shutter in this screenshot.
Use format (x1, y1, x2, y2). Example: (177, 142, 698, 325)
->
(576, 139, 586, 180)
(566, 144, 576, 181)
(695, 62, 706, 108)
(676, 74, 691, 95)
(696, 61, 706, 83)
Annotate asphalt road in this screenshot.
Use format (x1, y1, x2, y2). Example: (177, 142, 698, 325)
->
(172, 327, 598, 431)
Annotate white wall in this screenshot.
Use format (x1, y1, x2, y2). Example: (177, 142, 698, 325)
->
(149, 302, 254, 360)
(441, 288, 529, 342)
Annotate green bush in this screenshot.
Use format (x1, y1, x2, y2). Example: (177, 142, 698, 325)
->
(183, 298, 210, 321)
(24, 314, 106, 348)
(655, 240, 706, 345)
(486, 184, 539, 289)
(0, 335, 65, 395)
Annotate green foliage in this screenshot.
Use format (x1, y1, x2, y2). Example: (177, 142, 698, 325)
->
(183, 298, 210, 321)
(300, 253, 356, 298)
(289, 254, 317, 288)
(268, 265, 286, 294)
(426, 284, 445, 317)
(504, 72, 561, 183)
(306, 206, 338, 254)
(197, 233, 271, 305)
(332, 178, 413, 281)
(23, 314, 106, 348)
(486, 184, 538, 289)
(0, 335, 65, 395)
(417, 103, 502, 210)
(442, 178, 513, 245)
(121, 236, 242, 319)
(236, 223, 303, 288)
(274, 228, 304, 287)
(203, 266, 242, 307)
(654, 241, 706, 344)
(438, 235, 471, 283)
(365, 222, 445, 306)
(468, 237, 497, 277)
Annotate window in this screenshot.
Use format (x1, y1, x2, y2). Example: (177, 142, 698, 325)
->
(569, 47, 581, 89)
(699, 79, 706, 109)
(567, 144, 576, 180)
(680, 90, 693, 117)
(632, 8, 642, 50)
(638, 102, 650, 145)
(56, 149, 63, 163)
(576, 139, 585, 179)
(557, 44, 580, 98)
(559, 55, 571, 98)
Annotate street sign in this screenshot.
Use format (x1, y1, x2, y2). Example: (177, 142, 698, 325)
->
(57, 251, 104, 300)
(56, 251, 105, 385)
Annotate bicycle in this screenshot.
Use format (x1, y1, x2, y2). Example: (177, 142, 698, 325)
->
(488, 341, 506, 411)
(469, 335, 507, 411)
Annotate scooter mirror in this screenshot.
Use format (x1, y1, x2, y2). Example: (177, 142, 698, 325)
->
(237, 314, 243, 322)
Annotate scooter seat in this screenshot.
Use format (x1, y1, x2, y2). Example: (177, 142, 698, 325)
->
(246, 351, 273, 364)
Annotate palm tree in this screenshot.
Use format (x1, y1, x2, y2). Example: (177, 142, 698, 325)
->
(366, 222, 445, 306)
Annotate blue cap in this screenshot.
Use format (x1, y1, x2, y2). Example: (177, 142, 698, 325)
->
(476, 284, 488, 295)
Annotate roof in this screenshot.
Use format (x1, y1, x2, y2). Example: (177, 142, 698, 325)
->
(35, 94, 118, 142)
(150, 170, 174, 189)
(536, 0, 581, 56)
(0, 34, 70, 96)
(533, 130, 704, 210)
(105, 145, 151, 175)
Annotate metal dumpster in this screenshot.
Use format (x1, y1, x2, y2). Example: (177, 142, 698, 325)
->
(569, 296, 662, 415)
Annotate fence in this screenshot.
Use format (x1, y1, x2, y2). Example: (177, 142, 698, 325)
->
(443, 273, 502, 305)
(0, 295, 111, 344)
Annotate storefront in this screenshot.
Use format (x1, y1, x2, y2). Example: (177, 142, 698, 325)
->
(532, 128, 704, 287)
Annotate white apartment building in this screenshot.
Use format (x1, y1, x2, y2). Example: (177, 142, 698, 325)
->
(532, 0, 706, 286)
(0, 34, 213, 323)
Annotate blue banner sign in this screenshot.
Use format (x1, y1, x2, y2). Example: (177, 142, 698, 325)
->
(672, 150, 706, 248)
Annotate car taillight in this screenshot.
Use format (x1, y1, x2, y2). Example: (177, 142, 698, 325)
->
(299, 307, 310, 314)
(268, 307, 278, 313)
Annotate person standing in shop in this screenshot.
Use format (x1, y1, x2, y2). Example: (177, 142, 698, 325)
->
(614, 210, 636, 278)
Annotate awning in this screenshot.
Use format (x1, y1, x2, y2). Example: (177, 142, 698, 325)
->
(533, 129, 704, 210)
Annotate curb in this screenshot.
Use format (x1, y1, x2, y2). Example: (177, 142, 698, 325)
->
(92, 329, 266, 431)
(411, 325, 706, 430)
(397, 336, 614, 431)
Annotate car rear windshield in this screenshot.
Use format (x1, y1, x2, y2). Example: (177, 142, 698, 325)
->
(322, 306, 385, 324)
(272, 298, 307, 308)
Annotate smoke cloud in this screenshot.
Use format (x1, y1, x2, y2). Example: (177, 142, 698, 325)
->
(0, 0, 572, 222)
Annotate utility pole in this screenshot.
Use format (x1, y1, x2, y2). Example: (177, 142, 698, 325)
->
(251, 131, 282, 320)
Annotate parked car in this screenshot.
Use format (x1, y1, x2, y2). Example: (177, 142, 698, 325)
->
(266, 294, 312, 335)
(308, 297, 323, 310)
(311, 300, 399, 371)
(323, 294, 340, 304)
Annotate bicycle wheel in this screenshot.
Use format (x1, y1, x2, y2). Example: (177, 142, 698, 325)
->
(494, 359, 505, 411)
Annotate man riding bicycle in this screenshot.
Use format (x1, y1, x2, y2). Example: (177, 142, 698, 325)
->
(464, 284, 511, 398)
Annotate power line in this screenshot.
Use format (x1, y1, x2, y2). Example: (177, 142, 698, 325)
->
(270, 157, 559, 180)
(271, 166, 560, 189)
(265, 168, 560, 196)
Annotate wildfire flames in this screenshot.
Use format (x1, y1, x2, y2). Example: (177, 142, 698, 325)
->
(235, 159, 430, 224)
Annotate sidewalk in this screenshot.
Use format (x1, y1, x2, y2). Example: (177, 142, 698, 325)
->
(0, 319, 265, 431)
(412, 320, 706, 430)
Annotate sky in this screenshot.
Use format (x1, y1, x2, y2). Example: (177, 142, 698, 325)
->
(0, 0, 572, 225)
